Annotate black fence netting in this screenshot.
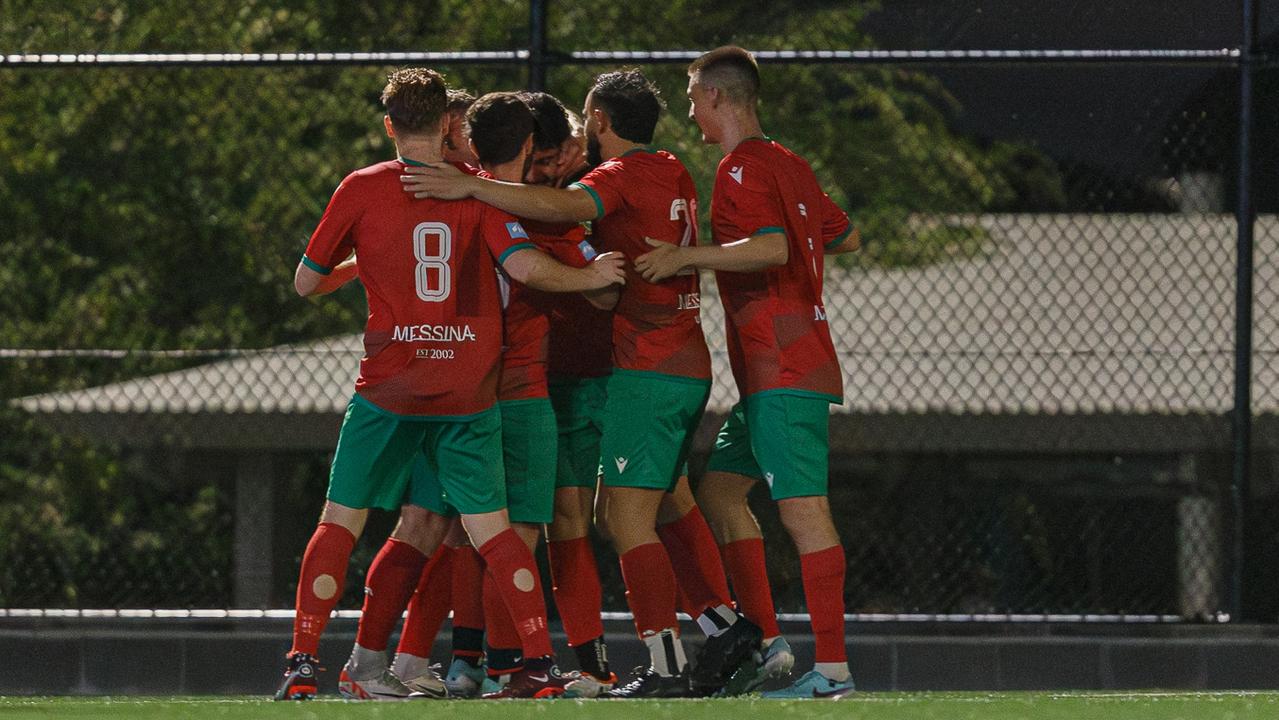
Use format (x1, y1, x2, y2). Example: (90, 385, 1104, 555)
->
(2, 1, 1277, 622)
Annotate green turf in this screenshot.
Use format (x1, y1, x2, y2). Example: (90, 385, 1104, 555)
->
(2, 693, 1278, 720)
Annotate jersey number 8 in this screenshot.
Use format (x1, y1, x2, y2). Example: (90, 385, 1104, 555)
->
(413, 222, 452, 302)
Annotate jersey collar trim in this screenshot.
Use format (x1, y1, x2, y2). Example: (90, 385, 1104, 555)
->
(398, 156, 429, 167)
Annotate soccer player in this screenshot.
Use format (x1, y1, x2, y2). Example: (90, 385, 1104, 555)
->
(442, 88, 479, 166)
(401, 68, 761, 698)
(273, 67, 624, 701)
(634, 46, 861, 699)
(520, 91, 618, 694)
(522, 92, 587, 188)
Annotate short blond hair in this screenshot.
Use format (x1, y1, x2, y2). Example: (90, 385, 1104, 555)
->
(688, 46, 760, 106)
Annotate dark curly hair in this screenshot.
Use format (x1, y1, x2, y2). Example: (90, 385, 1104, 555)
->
(589, 69, 664, 144)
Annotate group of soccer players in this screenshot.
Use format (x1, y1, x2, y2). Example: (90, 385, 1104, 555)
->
(276, 45, 861, 702)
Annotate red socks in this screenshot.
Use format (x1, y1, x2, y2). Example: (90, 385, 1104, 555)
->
(800, 545, 848, 663)
(656, 506, 733, 615)
(618, 542, 679, 636)
(291, 522, 357, 656)
(547, 536, 605, 647)
(477, 529, 553, 658)
(355, 538, 428, 651)
(395, 544, 455, 658)
(722, 538, 782, 638)
(482, 570, 525, 661)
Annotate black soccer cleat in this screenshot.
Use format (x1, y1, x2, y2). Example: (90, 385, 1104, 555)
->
(274, 652, 321, 701)
(689, 615, 764, 695)
(604, 666, 691, 699)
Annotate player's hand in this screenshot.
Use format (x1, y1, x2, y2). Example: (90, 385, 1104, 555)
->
(634, 238, 686, 282)
(587, 251, 627, 288)
(401, 163, 473, 199)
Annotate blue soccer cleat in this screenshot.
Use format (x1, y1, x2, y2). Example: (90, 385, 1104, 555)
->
(760, 670, 854, 699)
(443, 658, 486, 698)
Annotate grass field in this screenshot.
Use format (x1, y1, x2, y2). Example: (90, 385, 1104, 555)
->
(2, 693, 1278, 720)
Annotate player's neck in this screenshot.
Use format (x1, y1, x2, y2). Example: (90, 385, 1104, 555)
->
(602, 136, 642, 162)
(394, 139, 444, 166)
(484, 156, 525, 183)
(719, 111, 766, 154)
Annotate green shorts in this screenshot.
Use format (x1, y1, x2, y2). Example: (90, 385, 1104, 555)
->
(499, 398, 558, 524)
(705, 391, 832, 500)
(599, 370, 710, 491)
(549, 375, 609, 489)
(328, 394, 506, 515)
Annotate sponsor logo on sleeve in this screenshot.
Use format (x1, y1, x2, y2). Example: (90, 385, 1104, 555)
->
(506, 221, 530, 240)
(577, 239, 598, 261)
(728, 166, 744, 184)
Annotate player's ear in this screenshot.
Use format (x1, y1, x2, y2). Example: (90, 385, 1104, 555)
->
(593, 107, 611, 136)
(383, 115, 395, 139)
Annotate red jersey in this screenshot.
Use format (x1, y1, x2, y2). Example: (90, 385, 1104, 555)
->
(710, 138, 852, 403)
(546, 224, 614, 380)
(498, 219, 591, 400)
(571, 149, 710, 381)
(302, 158, 535, 417)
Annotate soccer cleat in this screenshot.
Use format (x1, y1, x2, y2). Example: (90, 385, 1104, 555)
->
(273, 652, 320, 701)
(337, 666, 412, 700)
(401, 664, 449, 698)
(721, 636, 796, 696)
(444, 658, 486, 698)
(760, 670, 855, 699)
(482, 656, 577, 699)
(562, 671, 618, 698)
(481, 673, 510, 695)
(604, 666, 691, 699)
(689, 614, 763, 695)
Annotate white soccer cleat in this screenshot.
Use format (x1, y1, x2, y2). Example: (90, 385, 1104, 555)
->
(338, 666, 413, 700)
(562, 671, 618, 698)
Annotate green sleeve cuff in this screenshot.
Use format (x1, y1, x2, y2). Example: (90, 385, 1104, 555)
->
(301, 255, 332, 275)
(825, 224, 853, 251)
(498, 242, 538, 266)
(569, 182, 606, 220)
(752, 226, 785, 237)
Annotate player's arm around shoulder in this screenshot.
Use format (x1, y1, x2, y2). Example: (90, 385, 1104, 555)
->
(501, 246, 626, 294)
(402, 162, 598, 224)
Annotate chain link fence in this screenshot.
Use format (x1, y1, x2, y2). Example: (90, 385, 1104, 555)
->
(2, 1, 1276, 621)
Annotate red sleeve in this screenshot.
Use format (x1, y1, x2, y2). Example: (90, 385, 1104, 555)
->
(712, 154, 786, 244)
(533, 224, 590, 267)
(480, 205, 539, 266)
(818, 190, 853, 250)
(569, 159, 627, 220)
(301, 175, 362, 274)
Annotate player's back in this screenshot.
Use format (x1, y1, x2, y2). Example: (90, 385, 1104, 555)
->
(710, 138, 846, 401)
(307, 159, 524, 417)
(571, 149, 710, 380)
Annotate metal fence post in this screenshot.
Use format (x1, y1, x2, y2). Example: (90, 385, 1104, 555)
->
(1230, 0, 1258, 621)
(528, 0, 549, 91)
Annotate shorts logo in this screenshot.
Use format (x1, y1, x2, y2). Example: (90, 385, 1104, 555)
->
(614, 456, 629, 474)
(506, 221, 530, 240)
(728, 166, 744, 184)
(764, 471, 775, 487)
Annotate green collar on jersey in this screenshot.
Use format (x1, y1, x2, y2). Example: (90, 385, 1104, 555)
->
(741, 135, 773, 144)
(398, 156, 428, 167)
(621, 146, 657, 157)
